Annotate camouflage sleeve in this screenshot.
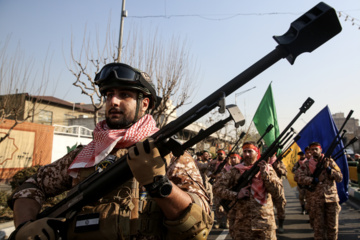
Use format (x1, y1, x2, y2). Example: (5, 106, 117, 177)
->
(212, 168, 239, 201)
(167, 152, 211, 214)
(10, 146, 83, 207)
(328, 158, 343, 182)
(261, 164, 283, 198)
(296, 163, 313, 186)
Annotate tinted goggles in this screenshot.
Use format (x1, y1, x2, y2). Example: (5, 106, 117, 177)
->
(95, 63, 140, 84)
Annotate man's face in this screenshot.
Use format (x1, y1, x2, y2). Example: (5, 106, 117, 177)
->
(305, 150, 312, 159)
(230, 156, 240, 166)
(242, 148, 258, 165)
(299, 154, 305, 160)
(202, 152, 210, 161)
(310, 146, 321, 159)
(217, 152, 225, 161)
(105, 88, 148, 129)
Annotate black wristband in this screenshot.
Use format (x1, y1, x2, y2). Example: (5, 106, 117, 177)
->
(144, 175, 173, 198)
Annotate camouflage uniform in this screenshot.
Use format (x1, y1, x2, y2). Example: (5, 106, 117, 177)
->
(297, 157, 342, 240)
(293, 160, 307, 213)
(213, 163, 282, 239)
(196, 160, 213, 206)
(10, 147, 212, 240)
(272, 160, 287, 221)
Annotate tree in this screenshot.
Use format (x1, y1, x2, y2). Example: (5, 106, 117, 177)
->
(67, 22, 200, 129)
(0, 37, 50, 144)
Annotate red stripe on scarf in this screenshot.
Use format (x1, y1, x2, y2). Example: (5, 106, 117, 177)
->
(234, 163, 267, 205)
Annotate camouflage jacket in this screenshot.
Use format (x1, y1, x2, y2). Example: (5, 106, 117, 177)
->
(11, 146, 211, 239)
(213, 163, 282, 231)
(296, 157, 342, 203)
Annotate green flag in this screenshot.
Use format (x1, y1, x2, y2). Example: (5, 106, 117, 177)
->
(252, 83, 280, 148)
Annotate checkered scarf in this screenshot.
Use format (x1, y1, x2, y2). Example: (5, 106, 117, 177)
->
(68, 114, 158, 178)
(234, 163, 268, 205)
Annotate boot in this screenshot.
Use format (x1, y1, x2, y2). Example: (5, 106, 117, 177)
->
(277, 219, 284, 233)
(301, 204, 306, 215)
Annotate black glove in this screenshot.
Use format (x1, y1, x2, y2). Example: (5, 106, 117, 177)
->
(312, 177, 319, 185)
(326, 166, 332, 175)
(10, 218, 66, 240)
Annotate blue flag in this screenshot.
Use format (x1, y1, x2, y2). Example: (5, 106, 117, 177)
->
(296, 106, 349, 204)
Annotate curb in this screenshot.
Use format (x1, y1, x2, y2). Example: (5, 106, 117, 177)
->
(348, 186, 360, 202)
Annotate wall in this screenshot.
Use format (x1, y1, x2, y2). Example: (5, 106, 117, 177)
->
(52, 134, 92, 162)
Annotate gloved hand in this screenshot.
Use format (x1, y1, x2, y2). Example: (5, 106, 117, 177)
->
(312, 177, 319, 185)
(326, 166, 332, 175)
(237, 186, 251, 199)
(127, 138, 167, 186)
(12, 218, 65, 240)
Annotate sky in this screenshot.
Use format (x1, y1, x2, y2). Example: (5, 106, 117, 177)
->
(1, 0, 359, 135)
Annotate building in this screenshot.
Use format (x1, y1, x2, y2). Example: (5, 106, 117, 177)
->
(0, 93, 104, 127)
(332, 112, 360, 155)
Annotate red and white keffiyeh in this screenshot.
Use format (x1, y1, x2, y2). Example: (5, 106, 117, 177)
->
(234, 163, 268, 205)
(68, 114, 158, 178)
(308, 154, 324, 174)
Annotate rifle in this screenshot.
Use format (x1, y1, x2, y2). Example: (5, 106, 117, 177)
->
(256, 124, 274, 149)
(333, 137, 358, 161)
(308, 110, 354, 191)
(37, 2, 341, 219)
(220, 97, 314, 212)
(209, 131, 246, 185)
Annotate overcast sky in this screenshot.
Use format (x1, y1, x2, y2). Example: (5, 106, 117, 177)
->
(1, 0, 359, 133)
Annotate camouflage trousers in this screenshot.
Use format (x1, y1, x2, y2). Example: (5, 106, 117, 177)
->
(229, 228, 277, 240)
(305, 190, 314, 228)
(273, 186, 286, 220)
(312, 201, 341, 240)
(213, 195, 228, 226)
(297, 186, 306, 205)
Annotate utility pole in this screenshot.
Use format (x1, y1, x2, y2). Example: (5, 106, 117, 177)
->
(116, 0, 127, 62)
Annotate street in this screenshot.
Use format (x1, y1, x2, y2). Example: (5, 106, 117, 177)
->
(207, 180, 360, 240)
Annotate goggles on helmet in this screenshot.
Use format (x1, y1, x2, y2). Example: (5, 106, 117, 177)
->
(95, 63, 157, 109)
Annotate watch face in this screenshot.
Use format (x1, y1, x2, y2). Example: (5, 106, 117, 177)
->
(160, 183, 173, 197)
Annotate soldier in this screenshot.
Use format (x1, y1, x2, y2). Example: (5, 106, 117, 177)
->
(292, 151, 307, 215)
(210, 149, 234, 229)
(213, 141, 282, 239)
(270, 154, 287, 233)
(8, 63, 213, 240)
(196, 150, 213, 207)
(297, 142, 342, 240)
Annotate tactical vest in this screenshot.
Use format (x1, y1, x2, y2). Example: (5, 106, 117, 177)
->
(67, 149, 164, 240)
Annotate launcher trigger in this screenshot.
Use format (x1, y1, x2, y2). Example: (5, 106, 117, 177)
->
(218, 92, 226, 114)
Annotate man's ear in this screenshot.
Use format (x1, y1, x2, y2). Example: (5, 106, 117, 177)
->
(141, 97, 150, 113)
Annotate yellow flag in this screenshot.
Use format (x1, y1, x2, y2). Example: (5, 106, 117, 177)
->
(282, 142, 302, 188)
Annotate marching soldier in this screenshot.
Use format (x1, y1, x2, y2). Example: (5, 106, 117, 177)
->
(213, 141, 283, 239)
(297, 142, 342, 240)
(292, 151, 307, 214)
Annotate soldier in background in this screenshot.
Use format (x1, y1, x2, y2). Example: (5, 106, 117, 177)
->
(297, 142, 343, 240)
(292, 151, 307, 214)
(270, 154, 287, 234)
(213, 141, 282, 239)
(196, 150, 214, 207)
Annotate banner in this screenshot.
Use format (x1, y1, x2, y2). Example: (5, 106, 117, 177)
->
(0, 120, 54, 180)
(283, 106, 349, 203)
(252, 83, 280, 152)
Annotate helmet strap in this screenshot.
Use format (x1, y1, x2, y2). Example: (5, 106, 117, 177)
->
(133, 92, 144, 124)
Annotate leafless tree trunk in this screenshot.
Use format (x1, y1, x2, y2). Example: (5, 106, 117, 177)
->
(67, 21, 200, 129)
(0, 37, 50, 144)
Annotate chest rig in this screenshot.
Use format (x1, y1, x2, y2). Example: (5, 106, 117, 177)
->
(68, 148, 164, 239)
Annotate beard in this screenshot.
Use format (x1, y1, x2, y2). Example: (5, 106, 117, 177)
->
(106, 107, 134, 129)
(105, 116, 133, 129)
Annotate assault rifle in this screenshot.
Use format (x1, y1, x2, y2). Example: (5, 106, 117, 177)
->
(209, 131, 246, 185)
(333, 137, 358, 161)
(37, 2, 341, 219)
(257, 124, 274, 146)
(220, 97, 314, 212)
(308, 110, 354, 191)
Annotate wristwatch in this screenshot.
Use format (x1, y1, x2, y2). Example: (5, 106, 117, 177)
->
(145, 175, 173, 198)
